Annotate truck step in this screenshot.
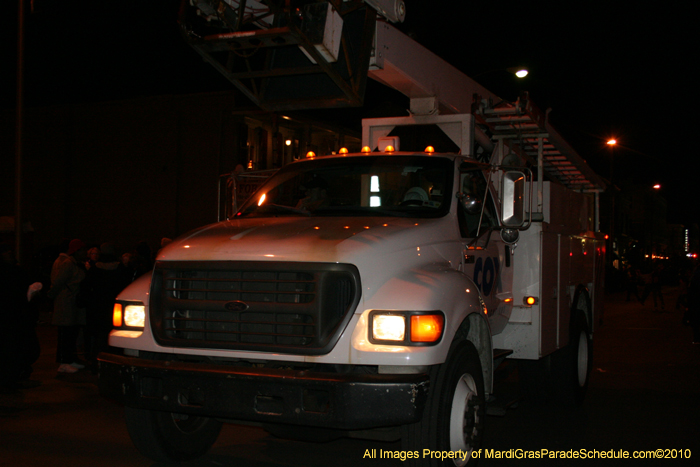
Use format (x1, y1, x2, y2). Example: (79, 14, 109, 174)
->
(486, 394, 521, 416)
(493, 348, 514, 369)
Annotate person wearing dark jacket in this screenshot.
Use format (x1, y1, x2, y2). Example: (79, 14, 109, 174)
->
(0, 244, 41, 393)
(81, 243, 131, 369)
(47, 239, 88, 374)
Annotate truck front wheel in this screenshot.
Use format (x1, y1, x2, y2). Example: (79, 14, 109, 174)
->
(402, 340, 485, 466)
(124, 407, 222, 463)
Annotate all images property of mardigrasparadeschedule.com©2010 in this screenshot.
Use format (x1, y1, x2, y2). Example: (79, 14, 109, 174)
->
(362, 448, 693, 461)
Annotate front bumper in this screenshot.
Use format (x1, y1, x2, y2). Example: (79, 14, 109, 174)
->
(98, 353, 429, 430)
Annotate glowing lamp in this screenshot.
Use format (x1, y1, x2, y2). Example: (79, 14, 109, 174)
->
(410, 315, 444, 343)
(113, 303, 123, 327)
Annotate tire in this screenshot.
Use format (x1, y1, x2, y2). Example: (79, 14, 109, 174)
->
(124, 407, 222, 463)
(565, 309, 593, 405)
(519, 293, 593, 407)
(402, 340, 485, 466)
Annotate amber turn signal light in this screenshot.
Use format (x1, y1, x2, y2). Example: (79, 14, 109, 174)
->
(113, 303, 123, 328)
(410, 314, 444, 343)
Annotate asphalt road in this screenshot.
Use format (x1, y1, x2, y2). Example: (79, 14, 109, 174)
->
(2, 287, 699, 467)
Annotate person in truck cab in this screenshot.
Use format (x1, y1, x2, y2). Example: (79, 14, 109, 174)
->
(295, 177, 329, 211)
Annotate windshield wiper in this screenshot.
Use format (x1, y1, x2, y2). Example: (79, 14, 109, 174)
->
(244, 204, 312, 217)
(314, 206, 406, 217)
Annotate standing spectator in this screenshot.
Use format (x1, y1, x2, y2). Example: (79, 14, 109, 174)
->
(81, 243, 131, 370)
(131, 241, 153, 280)
(47, 239, 88, 374)
(86, 246, 100, 269)
(640, 261, 665, 311)
(687, 264, 700, 344)
(624, 264, 641, 302)
(0, 244, 40, 392)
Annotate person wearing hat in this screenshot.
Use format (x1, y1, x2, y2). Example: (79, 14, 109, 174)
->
(47, 239, 88, 373)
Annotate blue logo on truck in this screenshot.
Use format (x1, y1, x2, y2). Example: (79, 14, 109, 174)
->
(473, 256, 499, 297)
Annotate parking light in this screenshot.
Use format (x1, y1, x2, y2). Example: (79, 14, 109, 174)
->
(113, 303, 123, 327)
(410, 314, 444, 342)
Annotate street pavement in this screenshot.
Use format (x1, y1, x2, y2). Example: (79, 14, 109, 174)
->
(2, 287, 699, 466)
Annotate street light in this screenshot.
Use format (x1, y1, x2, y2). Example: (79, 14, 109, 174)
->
(474, 67, 530, 79)
(509, 68, 529, 78)
(606, 139, 617, 267)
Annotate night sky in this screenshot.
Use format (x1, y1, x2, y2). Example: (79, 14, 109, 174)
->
(3, 0, 697, 224)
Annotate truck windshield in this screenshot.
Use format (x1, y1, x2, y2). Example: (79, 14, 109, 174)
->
(237, 155, 453, 218)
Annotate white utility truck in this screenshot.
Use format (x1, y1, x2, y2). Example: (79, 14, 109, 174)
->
(99, 1, 606, 465)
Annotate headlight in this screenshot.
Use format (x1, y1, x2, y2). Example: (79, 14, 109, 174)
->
(113, 301, 145, 329)
(372, 314, 406, 341)
(369, 311, 444, 346)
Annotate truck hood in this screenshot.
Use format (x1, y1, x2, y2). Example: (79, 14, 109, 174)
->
(157, 216, 452, 264)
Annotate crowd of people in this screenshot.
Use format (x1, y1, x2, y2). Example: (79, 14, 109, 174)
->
(0, 237, 166, 394)
(622, 259, 700, 343)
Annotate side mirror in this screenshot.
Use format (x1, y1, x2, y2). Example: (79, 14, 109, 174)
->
(457, 193, 482, 215)
(501, 171, 526, 228)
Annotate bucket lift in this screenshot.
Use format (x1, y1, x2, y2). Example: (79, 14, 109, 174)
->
(180, 0, 387, 111)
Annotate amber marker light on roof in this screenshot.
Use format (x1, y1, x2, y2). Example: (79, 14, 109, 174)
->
(384, 145, 395, 153)
(339, 147, 349, 154)
(425, 146, 435, 154)
(306, 151, 316, 158)
(361, 146, 371, 153)
(410, 314, 444, 343)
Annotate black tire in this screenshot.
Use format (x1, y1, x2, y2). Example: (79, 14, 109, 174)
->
(402, 340, 485, 467)
(564, 309, 593, 406)
(519, 293, 592, 407)
(124, 407, 222, 463)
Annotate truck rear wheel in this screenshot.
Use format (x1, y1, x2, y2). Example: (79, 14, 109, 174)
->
(402, 340, 485, 466)
(566, 310, 592, 405)
(124, 407, 222, 463)
(518, 293, 593, 406)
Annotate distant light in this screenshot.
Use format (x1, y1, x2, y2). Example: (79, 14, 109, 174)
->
(607, 139, 617, 146)
(247, 160, 253, 169)
(258, 193, 266, 206)
(515, 69, 528, 78)
(653, 184, 661, 189)
(285, 139, 292, 146)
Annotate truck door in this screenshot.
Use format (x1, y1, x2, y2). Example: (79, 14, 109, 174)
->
(457, 165, 514, 334)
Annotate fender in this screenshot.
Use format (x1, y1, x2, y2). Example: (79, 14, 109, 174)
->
(350, 260, 493, 392)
